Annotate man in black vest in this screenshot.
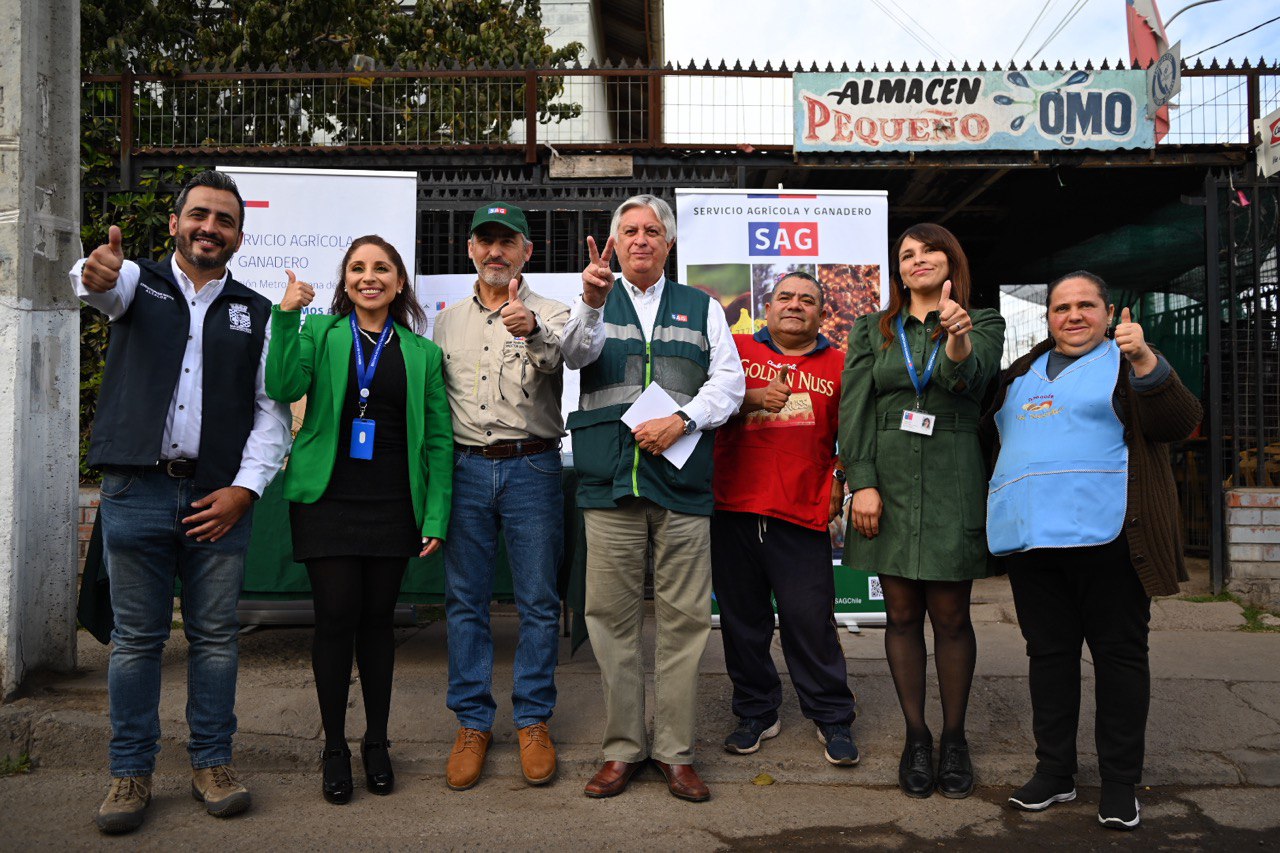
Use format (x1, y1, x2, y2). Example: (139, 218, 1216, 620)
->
(71, 171, 290, 835)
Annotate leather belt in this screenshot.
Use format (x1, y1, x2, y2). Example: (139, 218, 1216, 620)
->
(454, 439, 558, 459)
(159, 458, 198, 478)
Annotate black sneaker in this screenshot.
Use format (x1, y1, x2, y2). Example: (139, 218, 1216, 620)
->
(1009, 773, 1077, 811)
(723, 716, 780, 754)
(1098, 781, 1140, 830)
(937, 740, 975, 799)
(816, 724, 860, 766)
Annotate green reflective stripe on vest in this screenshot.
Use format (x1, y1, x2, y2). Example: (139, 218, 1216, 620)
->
(633, 339, 651, 496)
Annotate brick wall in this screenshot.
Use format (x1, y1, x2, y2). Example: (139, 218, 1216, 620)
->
(1226, 488, 1280, 609)
(78, 487, 99, 578)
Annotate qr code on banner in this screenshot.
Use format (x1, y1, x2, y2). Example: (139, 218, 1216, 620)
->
(868, 575, 884, 601)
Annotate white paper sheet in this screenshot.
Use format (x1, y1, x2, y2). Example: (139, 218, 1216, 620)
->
(621, 383, 701, 470)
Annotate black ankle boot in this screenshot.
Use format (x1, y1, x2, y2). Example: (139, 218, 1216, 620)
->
(898, 740, 935, 798)
(321, 746, 353, 804)
(361, 739, 395, 795)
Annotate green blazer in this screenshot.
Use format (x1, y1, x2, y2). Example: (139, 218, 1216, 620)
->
(265, 306, 453, 540)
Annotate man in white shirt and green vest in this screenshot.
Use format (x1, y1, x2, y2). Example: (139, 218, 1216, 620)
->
(562, 195, 745, 802)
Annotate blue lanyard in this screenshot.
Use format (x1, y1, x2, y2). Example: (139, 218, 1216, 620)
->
(351, 313, 393, 416)
(896, 316, 942, 404)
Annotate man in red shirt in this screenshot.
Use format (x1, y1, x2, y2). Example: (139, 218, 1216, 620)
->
(712, 272, 857, 764)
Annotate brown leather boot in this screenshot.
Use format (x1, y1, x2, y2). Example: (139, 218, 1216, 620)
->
(445, 727, 492, 791)
(517, 722, 557, 785)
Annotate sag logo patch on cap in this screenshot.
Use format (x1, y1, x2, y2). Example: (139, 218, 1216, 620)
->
(489, 207, 507, 214)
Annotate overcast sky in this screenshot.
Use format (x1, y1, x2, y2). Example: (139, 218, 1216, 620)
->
(664, 0, 1279, 68)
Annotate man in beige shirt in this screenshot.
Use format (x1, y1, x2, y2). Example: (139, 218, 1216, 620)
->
(432, 203, 570, 792)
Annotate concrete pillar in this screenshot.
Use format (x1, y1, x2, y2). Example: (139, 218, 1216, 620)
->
(0, 0, 82, 698)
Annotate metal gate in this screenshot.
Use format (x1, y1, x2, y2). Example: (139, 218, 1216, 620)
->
(1204, 171, 1280, 591)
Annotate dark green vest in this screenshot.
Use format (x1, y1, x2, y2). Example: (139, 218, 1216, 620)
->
(567, 279, 716, 515)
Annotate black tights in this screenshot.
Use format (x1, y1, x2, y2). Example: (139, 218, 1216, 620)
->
(879, 575, 976, 745)
(306, 557, 409, 750)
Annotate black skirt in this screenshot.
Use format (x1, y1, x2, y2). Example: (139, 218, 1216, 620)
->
(290, 496, 421, 562)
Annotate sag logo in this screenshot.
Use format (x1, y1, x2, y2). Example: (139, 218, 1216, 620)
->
(671, 313, 688, 322)
(748, 222, 819, 256)
(227, 303, 252, 334)
(488, 206, 508, 214)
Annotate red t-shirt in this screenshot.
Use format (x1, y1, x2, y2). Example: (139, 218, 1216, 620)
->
(713, 332, 843, 531)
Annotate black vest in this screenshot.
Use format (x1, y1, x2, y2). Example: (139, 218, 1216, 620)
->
(87, 257, 271, 489)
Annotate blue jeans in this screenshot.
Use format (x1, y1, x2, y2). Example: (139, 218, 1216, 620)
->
(100, 467, 252, 776)
(444, 447, 564, 731)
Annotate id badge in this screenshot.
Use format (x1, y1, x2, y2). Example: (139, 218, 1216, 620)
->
(350, 418, 376, 459)
(899, 409, 936, 436)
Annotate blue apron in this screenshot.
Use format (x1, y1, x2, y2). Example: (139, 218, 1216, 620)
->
(987, 340, 1128, 555)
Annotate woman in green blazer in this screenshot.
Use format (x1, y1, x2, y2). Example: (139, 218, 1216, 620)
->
(839, 223, 1005, 801)
(266, 235, 453, 805)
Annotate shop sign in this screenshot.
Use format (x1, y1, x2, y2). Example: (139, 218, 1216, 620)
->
(795, 69, 1155, 153)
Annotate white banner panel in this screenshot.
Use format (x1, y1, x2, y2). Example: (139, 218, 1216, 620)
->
(675, 189, 889, 352)
(416, 273, 583, 456)
(218, 167, 417, 313)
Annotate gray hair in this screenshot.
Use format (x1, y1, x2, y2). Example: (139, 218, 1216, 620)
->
(610, 195, 676, 245)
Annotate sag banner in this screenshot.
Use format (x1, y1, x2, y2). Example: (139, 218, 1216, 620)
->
(674, 188, 888, 353)
(676, 188, 889, 627)
(795, 69, 1155, 153)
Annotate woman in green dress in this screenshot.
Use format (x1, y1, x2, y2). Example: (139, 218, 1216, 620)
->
(839, 223, 1005, 799)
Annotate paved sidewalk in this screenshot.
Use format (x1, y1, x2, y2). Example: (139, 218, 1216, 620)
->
(2, 573, 1278, 848)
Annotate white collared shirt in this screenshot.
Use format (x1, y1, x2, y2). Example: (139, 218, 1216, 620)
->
(561, 274, 745, 430)
(70, 256, 291, 496)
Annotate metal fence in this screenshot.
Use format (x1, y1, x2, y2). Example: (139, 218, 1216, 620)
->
(1204, 172, 1280, 589)
(82, 59, 1280, 165)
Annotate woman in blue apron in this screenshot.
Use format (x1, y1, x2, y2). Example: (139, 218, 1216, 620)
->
(839, 223, 1005, 799)
(984, 270, 1201, 831)
(267, 236, 453, 804)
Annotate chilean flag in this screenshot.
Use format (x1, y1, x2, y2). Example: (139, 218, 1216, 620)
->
(1126, 0, 1170, 142)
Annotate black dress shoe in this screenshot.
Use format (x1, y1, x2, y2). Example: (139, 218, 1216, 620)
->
(898, 740, 934, 799)
(937, 740, 974, 798)
(361, 739, 395, 795)
(321, 746, 353, 805)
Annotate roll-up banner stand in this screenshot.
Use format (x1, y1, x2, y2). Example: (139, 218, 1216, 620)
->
(676, 188, 890, 630)
(218, 166, 418, 311)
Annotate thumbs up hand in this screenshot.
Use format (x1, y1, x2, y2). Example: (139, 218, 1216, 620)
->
(500, 277, 536, 337)
(279, 269, 316, 312)
(938, 279, 975, 363)
(937, 280, 970, 337)
(762, 365, 793, 413)
(1114, 306, 1157, 377)
(82, 225, 126, 293)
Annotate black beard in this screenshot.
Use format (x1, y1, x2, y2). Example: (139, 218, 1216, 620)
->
(177, 232, 235, 270)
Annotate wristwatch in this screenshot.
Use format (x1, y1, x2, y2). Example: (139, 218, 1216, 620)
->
(675, 410, 697, 436)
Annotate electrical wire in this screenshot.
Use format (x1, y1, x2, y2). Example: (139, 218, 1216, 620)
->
(1186, 13, 1280, 58)
(1010, 0, 1063, 62)
(867, 0, 947, 62)
(1029, 0, 1095, 62)
(881, 0, 959, 61)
